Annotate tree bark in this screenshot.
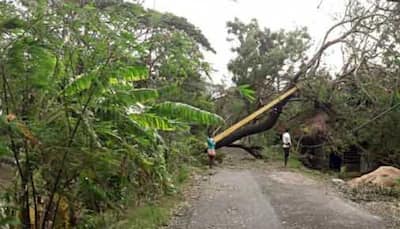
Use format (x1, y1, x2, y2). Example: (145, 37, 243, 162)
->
(216, 100, 287, 149)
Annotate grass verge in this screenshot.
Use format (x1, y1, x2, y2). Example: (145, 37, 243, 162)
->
(117, 195, 180, 229)
(261, 145, 331, 180)
(116, 165, 199, 229)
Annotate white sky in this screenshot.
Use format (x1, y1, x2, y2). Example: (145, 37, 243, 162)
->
(143, 0, 347, 85)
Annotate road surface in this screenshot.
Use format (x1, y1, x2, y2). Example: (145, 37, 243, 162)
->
(166, 150, 386, 229)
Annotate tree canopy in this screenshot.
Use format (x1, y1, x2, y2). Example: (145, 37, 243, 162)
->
(0, 1, 221, 228)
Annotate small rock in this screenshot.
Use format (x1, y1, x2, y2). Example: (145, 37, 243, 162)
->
(331, 178, 345, 185)
(174, 212, 185, 217)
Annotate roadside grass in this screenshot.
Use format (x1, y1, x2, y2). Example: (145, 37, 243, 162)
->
(261, 145, 331, 180)
(261, 145, 303, 169)
(117, 165, 200, 229)
(119, 152, 227, 229)
(118, 196, 179, 229)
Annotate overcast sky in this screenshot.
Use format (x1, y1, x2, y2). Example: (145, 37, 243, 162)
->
(143, 0, 347, 85)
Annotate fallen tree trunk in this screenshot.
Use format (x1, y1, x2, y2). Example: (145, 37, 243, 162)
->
(216, 101, 286, 150)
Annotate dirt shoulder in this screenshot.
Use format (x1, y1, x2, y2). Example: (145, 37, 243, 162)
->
(334, 181, 400, 229)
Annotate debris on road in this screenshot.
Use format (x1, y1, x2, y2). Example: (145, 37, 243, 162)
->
(332, 178, 346, 186)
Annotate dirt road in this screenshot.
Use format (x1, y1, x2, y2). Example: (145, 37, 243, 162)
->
(166, 150, 386, 229)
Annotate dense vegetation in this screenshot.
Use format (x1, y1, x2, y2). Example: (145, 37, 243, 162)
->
(0, 1, 221, 228)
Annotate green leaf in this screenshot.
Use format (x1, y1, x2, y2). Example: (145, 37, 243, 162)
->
(94, 121, 122, 142)
(0, 142, 12, 158)
(28, 45, 57, 88)
(0, 17, 25, 31)
(64, 73, 96, 96)
(97, 107, 157, 141)
(0, 216, 20, 227)
(0, 115, 8, 128)
(117, 66, 148, 82)
(135, 154, 154, 172)
(151, 102, 224, 125)
(394, 58, 400, 66)
(130, 113, 176, 131)
(123, 143, 154, 172)
(130, 89, 159, 102)
(158, 83, 179, 97)
(395, 91, 400, 102)
(112, 89, 159, 105)
(238, 84, 256, 102)
(392, 91, 400, 111)
(6, 40, 56, 89)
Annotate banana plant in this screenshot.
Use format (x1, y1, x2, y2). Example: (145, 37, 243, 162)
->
(0, 1, 222, 227)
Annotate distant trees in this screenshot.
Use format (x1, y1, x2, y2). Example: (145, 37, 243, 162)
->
(227, 18, 310, 104)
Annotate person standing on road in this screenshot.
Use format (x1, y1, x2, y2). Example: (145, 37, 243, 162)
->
(207, 137, 216, 169)
(282, 128, 292, 167)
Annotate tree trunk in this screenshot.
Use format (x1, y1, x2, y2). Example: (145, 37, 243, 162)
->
(216, 100, 287, 149)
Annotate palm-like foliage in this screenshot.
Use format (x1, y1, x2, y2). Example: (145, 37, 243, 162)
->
(0, 1, 219, 228)
(151, 102, 223, 125)
(237, 84, 256, 102)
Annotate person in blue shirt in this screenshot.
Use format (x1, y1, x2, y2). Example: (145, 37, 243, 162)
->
(207, 137, 216, 168)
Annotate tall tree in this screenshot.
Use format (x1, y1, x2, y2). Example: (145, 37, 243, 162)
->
(227, 18, 310, 106)
(0, 1, 221, 227)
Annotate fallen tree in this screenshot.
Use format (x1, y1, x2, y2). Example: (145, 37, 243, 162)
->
(215, 2, 390, 156)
